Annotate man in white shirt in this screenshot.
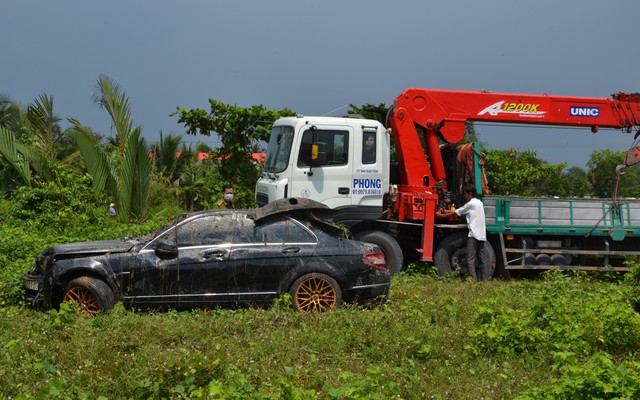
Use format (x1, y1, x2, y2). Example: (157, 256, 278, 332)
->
(438, 184, 491, 281)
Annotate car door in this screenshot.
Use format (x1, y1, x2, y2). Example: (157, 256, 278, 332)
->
(226, 215, 318, 302)
(173, 214, 234, 307)
(130, 214, 233, 309)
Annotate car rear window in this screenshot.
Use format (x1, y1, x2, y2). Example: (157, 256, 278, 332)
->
(235, 217, 316, 244)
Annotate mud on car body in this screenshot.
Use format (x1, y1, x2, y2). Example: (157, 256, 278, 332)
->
(24, 198, 390, 315)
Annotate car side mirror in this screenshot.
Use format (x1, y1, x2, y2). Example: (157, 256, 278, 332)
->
(154, 239, 178, 259)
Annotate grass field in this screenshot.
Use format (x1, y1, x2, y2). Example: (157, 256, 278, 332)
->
(2, 269, 640, 399)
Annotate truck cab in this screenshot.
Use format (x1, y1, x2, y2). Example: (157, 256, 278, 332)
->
(256, 115, 390, 227)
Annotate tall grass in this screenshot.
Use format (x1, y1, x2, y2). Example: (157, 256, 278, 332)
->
(2, 271, 640, 399)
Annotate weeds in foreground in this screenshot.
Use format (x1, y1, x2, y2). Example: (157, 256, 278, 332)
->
(2, 271, 640, 399)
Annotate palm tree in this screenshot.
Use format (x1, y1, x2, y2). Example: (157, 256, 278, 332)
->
(0, 94, 64, 186)
(69, 74, 152, 223)
(0, 125, 34, 185)
(27, 94, 62, 160)
(0, 94, 18, 127)
(151, 132, 187, 180)
(174, 157, 213, 211)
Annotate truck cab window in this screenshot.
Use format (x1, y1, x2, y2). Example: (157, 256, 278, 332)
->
(362, 132, 376, 164)
(297, 129, 349, 167)
(264, 126, 294, 173)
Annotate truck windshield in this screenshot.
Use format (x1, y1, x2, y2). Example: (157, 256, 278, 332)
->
(263, 125, 294, 173)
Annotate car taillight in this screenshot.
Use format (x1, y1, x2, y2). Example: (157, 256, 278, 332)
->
(363, 252, 387, 271)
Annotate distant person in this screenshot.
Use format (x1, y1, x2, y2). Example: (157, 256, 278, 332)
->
(109, 203, 116, 217)
(438, 184, 491, 281)
(216, 184, 234, 208)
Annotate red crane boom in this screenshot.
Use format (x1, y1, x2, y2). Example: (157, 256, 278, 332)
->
(390, 88, 640, 187)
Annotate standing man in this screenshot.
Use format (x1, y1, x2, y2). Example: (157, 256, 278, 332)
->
(217, 184, 235, 208)
(438, 184, 491, 281)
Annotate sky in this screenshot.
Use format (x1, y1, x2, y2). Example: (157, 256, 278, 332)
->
(2, 0, 639, 168)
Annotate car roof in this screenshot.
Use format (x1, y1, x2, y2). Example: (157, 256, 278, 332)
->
(247, 197, 334, 222)
(172, 197, 334, 224)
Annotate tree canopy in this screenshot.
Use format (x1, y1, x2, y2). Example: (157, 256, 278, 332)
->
(587, 149, 640, 198)
(173, 100, 295, 207)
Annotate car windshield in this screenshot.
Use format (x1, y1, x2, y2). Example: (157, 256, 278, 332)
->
(263, 125, 294, 173)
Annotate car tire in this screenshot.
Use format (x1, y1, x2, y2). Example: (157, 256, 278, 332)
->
(434, 232, 496, 278)
(62, 277, 115, 316)
(354, 230, 403, 275)
(289, 273, 342, 314)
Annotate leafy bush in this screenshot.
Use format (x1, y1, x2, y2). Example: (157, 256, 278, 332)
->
(468, 271, 640, 358)
(516, 352, 640, 399)
(4, 166, 106, 230)
(0, 224, 52, 305)
(623, 259, 640, 311)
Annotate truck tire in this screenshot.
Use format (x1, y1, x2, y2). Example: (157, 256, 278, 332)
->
(550, 254, 567, 266)
(355, 230, 403, 275)
(62, 277, 115, 317)
(434, 232, 496, 278)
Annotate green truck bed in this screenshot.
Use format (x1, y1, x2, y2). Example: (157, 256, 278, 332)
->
(482, 197, 640, 271)
(484, 196, 640, 240)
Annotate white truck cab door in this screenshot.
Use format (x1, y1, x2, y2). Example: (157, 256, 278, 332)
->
(352, 128, 386, 208)
(289, 124, 354, 209)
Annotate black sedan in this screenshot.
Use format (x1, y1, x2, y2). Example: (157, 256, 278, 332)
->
(24, 198, 390, 315)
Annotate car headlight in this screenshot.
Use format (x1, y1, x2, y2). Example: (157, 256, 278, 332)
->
(24, 277, 41, 291)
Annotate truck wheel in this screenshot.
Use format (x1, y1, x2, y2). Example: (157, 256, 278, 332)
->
(354, 230, 403, 275)
(434, 232, 496, 278)
(289, 273, 342, 314)
(62, 277, 115, 317)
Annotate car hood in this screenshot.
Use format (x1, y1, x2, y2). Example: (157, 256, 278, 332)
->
(47, 239, 137, 256)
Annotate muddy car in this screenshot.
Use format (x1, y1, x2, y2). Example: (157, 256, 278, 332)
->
(24, 198, 390, 315)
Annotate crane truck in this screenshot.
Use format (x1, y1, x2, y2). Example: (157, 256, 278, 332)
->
(255, 88, 640, 277)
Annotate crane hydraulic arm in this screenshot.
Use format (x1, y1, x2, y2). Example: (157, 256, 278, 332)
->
(389, 88, 640, 188)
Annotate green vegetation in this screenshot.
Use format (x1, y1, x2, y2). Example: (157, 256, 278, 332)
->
(0, 93, 65, 187)
(69, 74, 153, 223)
(173, 100, 295, 208)
(1, 76, 288, 219)
(2, 269, 640, 399)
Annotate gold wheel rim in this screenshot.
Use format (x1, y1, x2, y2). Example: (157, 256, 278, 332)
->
(295, 276, 337, 314)
(63, 286, 100, 316)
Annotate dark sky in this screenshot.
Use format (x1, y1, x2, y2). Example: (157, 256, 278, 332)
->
(3, 0, 639, 167)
